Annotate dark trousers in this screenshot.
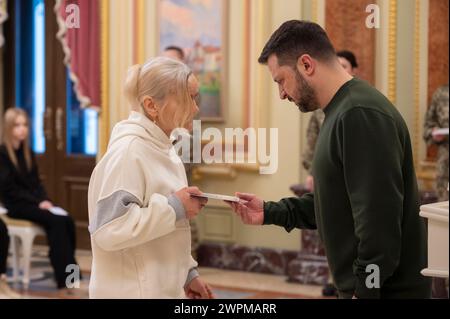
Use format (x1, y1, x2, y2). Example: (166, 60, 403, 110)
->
(0, 218, 9, 275)
(8, 207, 78, 289)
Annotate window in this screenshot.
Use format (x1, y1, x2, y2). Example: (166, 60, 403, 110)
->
(15, 0, 98, 156)
(66, 72, 98, 156)
(15, 0, 45, 153)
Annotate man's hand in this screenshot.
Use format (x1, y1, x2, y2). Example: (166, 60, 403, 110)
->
(39, 200, 54, 210)
(184, 277, 215, 299)
(175, 187, 208, 219)
(225, 193, 264, 225)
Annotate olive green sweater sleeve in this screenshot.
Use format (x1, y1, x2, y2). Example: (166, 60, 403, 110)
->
(263, 193, 317, 231)
(338, 108, 404, 299)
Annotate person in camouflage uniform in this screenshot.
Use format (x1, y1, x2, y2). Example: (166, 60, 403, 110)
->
(302, 109, 325, 190)
(186, 161, 200, 259)
(423, 84, 449, 202)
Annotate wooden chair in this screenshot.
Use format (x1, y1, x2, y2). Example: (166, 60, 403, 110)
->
(0, 206, 45, 289)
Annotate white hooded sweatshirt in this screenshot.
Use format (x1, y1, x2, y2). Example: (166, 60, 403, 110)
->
(88, 111, 198, 299)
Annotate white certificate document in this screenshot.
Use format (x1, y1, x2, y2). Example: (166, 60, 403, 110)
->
(190, 193, 241, 202)
(432, 128, 449, 136)
(48, 206, 69, 216)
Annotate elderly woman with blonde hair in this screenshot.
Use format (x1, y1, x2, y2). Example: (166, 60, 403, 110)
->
(88, 57, 213, 299)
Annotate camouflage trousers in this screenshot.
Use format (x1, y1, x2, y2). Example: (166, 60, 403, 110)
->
(436, 145, 449, 202)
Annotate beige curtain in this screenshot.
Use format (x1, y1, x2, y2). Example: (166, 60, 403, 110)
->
(98, 0, 136, 160)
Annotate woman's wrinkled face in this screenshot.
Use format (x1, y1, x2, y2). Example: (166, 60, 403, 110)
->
(12, 115, 29, 143)
(159, 75, 200, 135)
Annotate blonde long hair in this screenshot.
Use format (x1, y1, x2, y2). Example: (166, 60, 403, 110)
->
(2, 108, 32, 171)
(123, 57, 196, 128)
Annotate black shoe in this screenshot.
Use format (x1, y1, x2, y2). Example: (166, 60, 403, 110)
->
(322, 283, 338, 297)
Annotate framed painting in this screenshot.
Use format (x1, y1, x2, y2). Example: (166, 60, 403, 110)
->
(157, 0, 228, 122)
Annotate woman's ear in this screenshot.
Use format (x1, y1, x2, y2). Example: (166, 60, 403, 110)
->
(142, 97, 158, 121)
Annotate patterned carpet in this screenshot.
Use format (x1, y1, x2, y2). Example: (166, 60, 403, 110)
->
(5, 248, 324, 299)
(4, 249, 86, 299)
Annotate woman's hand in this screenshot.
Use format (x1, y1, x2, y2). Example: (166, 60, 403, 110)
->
(185, 277, 215, 299)
(39, 200, 54, 210)
(175, 186, 207, 219)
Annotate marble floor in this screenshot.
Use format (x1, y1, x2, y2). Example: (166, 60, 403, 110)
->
(4, 246, 328, 299)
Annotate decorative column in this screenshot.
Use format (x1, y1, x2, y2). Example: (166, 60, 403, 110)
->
(285, 185, 329, 285)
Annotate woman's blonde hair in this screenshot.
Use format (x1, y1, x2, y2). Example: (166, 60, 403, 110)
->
(123, 57, 196, 128)
(2, 107, 32, 171)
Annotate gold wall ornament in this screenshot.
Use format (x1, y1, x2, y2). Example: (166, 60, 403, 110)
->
(387, 0, 397, 104)
(413, 0, 421, 168)
(98, 0, 110, 160)
(192, 164, 237, 181)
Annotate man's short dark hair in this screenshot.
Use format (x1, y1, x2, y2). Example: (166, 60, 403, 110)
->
(337, 50, 358, 68)
(258, 20, 336, 67)
(164, 46, 185, 60)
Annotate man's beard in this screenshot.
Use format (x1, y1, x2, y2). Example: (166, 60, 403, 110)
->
(294, 70, 320, 113)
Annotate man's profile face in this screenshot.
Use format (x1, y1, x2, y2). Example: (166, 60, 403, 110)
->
(267, 54, 319, 113)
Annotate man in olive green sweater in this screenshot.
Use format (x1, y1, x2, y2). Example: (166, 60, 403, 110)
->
(227, 20, 431, 299)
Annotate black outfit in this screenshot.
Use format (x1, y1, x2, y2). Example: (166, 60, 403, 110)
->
(0, 218, 9, 275)
(0, 144, 78, 288)
(264, 78, 431, 298)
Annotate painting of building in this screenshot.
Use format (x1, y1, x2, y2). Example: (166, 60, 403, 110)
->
(159, 0, 225, 121)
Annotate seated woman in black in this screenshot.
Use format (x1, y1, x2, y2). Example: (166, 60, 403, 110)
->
(0, 108, 79, 293)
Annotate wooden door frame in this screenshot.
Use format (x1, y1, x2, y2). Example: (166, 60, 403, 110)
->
(47, 0, 94, 250)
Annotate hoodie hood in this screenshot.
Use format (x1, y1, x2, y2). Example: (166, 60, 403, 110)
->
(108, 111, 173, 151)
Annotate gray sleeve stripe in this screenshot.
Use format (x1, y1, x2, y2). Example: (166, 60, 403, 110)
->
(184, 268, 199, 288)
(167, 194, 186, 221)
(89, 190, 143, 234)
